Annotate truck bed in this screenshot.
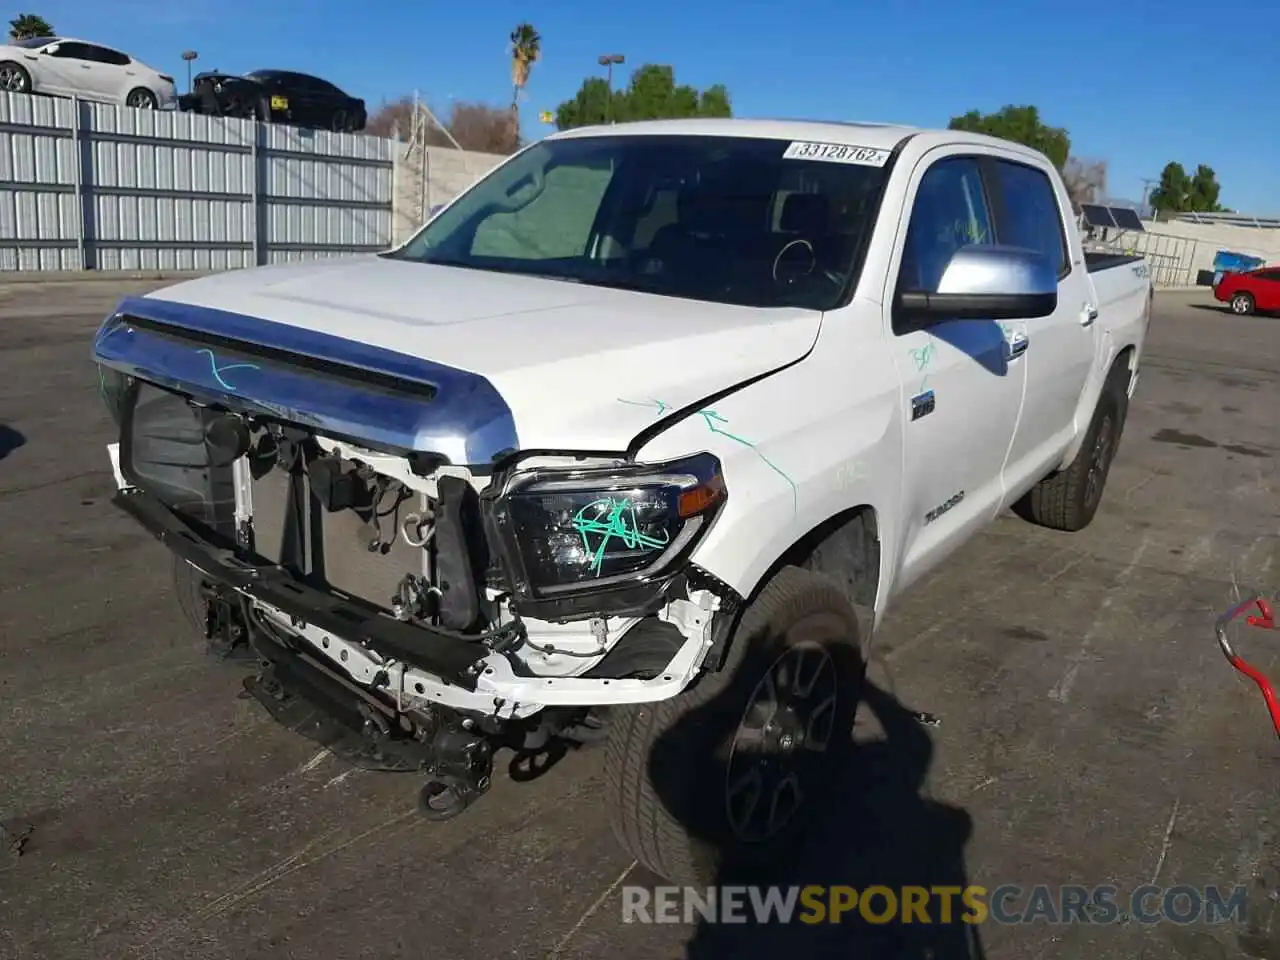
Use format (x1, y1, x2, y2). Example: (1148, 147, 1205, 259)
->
(1085, 251, 1144, 273)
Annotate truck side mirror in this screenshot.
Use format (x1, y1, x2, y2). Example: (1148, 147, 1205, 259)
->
(897, 245, 1057, 322)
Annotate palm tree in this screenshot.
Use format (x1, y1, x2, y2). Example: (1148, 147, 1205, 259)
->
(508, 22, 541, 138)
(9, 13, 54, 41)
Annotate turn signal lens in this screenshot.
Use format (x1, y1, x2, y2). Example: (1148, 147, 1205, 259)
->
(678, 473, 727, 518)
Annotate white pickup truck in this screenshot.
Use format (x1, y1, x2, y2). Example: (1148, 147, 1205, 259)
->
(92, 117, 1152, 885)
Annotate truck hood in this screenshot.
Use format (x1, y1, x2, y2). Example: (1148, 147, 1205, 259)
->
(139, 255, 823, 453)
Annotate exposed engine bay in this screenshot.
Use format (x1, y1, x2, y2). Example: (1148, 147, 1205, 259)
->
(111, 379, 735, 817)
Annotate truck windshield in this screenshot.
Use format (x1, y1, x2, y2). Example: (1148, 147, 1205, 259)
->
(386, 134, 890, 311)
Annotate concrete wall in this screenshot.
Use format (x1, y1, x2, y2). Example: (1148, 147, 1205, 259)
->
(391, 145, 506, 246)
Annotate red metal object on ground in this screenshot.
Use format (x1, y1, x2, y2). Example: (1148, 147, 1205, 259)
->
(1216, 594, 1280, 740)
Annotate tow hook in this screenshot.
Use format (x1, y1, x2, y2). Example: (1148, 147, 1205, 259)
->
(416, 728, 494, 822)
(202, 586, 253, 661)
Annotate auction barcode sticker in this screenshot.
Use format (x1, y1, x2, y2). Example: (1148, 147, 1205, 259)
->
(782, 141, 891, 166)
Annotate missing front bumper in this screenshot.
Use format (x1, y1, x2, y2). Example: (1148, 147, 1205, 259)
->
(113, 487, 490, 688)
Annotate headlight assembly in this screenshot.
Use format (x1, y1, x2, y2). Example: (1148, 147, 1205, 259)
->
(489, 452, 727, 598)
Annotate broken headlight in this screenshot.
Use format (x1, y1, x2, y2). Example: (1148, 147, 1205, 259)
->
(491, 452, 726, 597)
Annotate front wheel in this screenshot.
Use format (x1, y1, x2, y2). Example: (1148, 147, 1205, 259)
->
(604, 565, 864, 886)
(1231, 292, 1255, 315)
(126, 87, 158, 109)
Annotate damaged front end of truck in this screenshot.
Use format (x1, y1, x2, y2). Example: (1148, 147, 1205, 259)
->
(91, 296, 741, 819)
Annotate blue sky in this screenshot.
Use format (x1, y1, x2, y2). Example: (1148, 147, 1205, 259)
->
(31, 0, 1280, 213)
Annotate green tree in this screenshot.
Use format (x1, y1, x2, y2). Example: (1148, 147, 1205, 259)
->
(1149, 161, 1225, 215)
(8, 13, 53, 40)
(1148, 161, 1190, 214)
(554, 64, 732, 130)
(1189, 164, 1223, 212)
(947, 104, 1071, 171)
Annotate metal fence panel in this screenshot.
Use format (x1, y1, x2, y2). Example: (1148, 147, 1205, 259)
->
(0, 90, 394, 272)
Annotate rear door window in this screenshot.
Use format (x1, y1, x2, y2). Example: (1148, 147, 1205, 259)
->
(990, 160, 1070, 277)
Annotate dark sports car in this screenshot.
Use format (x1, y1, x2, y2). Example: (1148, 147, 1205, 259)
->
(179, 68, 367, 132)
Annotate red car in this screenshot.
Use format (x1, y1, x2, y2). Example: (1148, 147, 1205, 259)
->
(1214, 267, 1280, 315)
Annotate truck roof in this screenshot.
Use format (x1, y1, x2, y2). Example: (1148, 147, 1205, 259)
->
(547, 117, 1050, 162)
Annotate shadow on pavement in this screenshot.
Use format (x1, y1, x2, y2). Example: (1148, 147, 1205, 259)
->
(652, 673, 985, 959)
(0, 424, 25, 461)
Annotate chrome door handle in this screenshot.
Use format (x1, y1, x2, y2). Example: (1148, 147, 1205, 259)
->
(1081, 304, 1099, 326)
(1006, 333, 1029, 360)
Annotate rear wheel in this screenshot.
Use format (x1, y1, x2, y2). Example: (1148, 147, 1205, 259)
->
(604, 566, 864, 886)
(1231, 292, 1255, 315)
(1014, 367, 1128, 532)
(0, 61, 31, 93)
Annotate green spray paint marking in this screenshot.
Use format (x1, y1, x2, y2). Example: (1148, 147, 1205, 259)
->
(910, 334, 938, 391)
(571, 496, 671, 576)
(909, 339, 936, 372)
(618, 397, 668, 416)
(696, 408, 797, 512)
(615, 398, 798, 512)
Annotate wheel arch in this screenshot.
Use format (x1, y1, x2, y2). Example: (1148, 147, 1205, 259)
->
(1058, 340, 1139, 469)
(703, 503, 883, 673)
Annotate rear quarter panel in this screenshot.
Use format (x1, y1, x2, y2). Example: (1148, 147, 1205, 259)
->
(1057, 259, 1152, 467)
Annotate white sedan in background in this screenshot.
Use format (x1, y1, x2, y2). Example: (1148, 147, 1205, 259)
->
(0, 36, 177, 109)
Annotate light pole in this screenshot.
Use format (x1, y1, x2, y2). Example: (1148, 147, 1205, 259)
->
(597, 53, 624, 124)
(181, 50, 198, 94)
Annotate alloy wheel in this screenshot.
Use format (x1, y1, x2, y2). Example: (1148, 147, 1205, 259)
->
(1084, 413, 1115, 509)
(724, 640, 838, 844)
(0, 66, 28, 92)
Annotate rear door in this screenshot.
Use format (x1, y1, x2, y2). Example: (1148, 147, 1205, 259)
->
(885, 151, 1028, 590)
(989, 156, 1098, 499)
(78, 43, 131, 101)
(42, 41, 104, 99)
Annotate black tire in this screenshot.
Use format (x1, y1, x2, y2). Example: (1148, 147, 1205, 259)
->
(1014, 366, 1128, 532)
(125, 87, 157, 110)
(604, 565, 864, 886)
(0, 61, 31, 94)
(1231, 291, 1255, 316)
(330, 110, 347, 132)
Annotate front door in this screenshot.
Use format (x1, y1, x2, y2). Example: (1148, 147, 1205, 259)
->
(886, 152, 1028, 591)
(989, 157, 1098, 494)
